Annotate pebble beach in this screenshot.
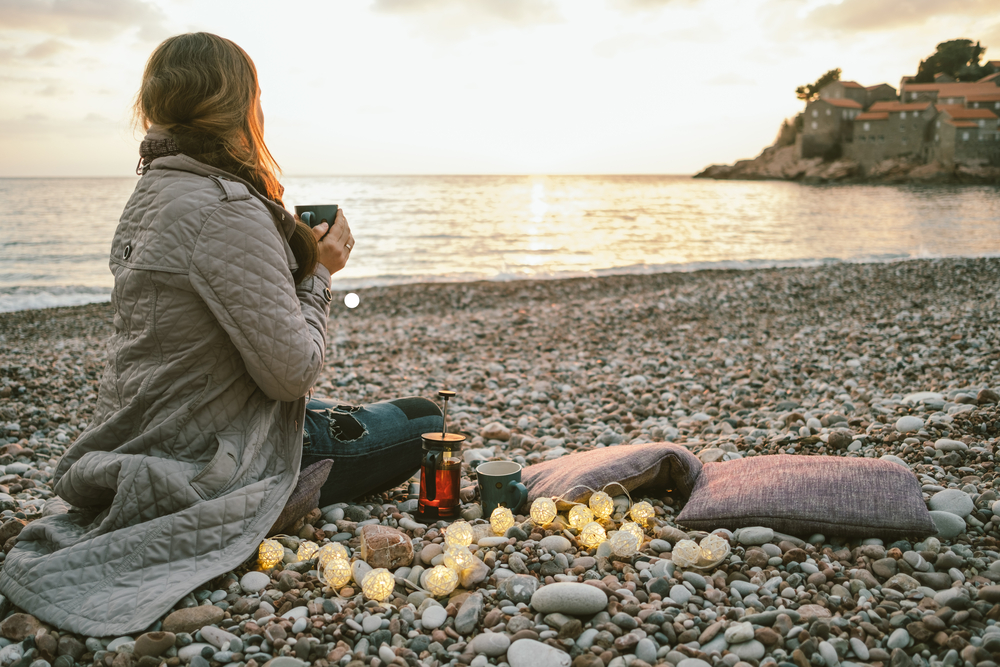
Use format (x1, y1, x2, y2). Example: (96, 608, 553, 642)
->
(1, 257, 999, 667)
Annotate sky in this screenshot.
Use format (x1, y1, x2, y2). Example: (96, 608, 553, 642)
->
(1, 0, 999, 176)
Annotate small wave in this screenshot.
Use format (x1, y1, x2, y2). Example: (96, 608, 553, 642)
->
(0, 286, 111, 313)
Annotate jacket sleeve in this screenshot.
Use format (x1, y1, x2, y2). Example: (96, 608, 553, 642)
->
(189, 199, 332, 402)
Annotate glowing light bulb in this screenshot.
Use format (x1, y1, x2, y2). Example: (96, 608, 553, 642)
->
(589, 491, 614, 519)
(490, 506, 515, 536)
(322, 556, 352, 589)
(698, 534, 730, 566)
(317, 543, 350, 571)
(296, 540, 319, 561)
(610, 530, 641, 557)
(362, 568, 395, 602)
(630, 501, 655, 527)
(445, 521, 474, 549)
(425, 565, 459, 596)
(530, 497, 558, 526)
(568, 504, 594, 530)
(578, 521, 607, 548)
(672, 539, 701, 568)
(442, 546, 475, 572)
(258, 539, 283, 569)
(620, 522, 644, 543)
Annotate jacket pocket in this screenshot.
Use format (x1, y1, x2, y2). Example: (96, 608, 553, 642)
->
(191, 433, 241, 500)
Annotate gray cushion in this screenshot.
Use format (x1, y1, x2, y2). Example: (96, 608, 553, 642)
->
(676, 454, 936, 539)
(523, 442, 702, 506)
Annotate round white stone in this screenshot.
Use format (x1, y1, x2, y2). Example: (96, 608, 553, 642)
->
(471, 632, 511, 657)
(421, 605, 447, 630)
(725, 621, 754, 644)
(894, 416, 924, 433)
(736, 526, 774, 546)
(530, 582, 608, 615)
(538, 535, 573, 553)
(935, 438, 968, 452)
(929, 489, 974, 518)
(240, 571, 270, 593)
(507, 638, 571, 667)
(928, 511, 966, 539)
(669, 585, 691, 605)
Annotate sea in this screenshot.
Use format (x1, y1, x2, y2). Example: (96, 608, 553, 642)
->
(1, 175, 999, 313)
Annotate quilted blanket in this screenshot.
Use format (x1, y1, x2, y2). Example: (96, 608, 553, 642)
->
(0, 154, 332, 636)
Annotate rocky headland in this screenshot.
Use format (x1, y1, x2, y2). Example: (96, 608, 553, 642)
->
(695, 144, 1000, 185)
(1, 257, 1000, 667)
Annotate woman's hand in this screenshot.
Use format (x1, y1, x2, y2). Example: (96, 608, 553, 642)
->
(313, 208, 354, 275)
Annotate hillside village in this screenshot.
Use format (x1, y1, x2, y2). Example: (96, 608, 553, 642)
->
(697, 61, 1000, 183)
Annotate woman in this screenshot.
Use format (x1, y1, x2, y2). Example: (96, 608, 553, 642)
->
(0, 33, 440, 636)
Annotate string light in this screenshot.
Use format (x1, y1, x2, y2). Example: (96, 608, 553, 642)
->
(630, 501, 655, 527)
(610, 529, 640, 557)
(322, 557, 352, 589)
(296, 540, 319, 561)
(442, 546, 475, 572)
(445, 521, 474, 549)
(317, 543, 350, 571)
(672, 539, 701, 568)
(589, 491, 614, 519)
(425, 565, 459, 596)
(490, 506, 515, 536)
(258, 539, 284, 569)
(698, 534, 730, 565)
(619, 522, 644, 543)
(530, 497, 558, 526)
(578, 521, 607, 548)
(568, 505, 594, 530)
(362, 568, 395, 602)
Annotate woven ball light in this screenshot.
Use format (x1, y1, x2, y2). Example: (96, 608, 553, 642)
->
(699, 534, 730, 563)
(445, 521, 474, 549)
(629, 501, 655, 527)
(578, 521, 607, 548)
(620, 521, 644, 542)
(530, 497, 558, 526)
(672, 539, 701, 568)
(361, 568, 395, 602)
(490, 506, 515, 536)
(568, 504, 594, 530)
(588, 491, 614, 519)
(296, 540, 319, 561)
(425, 564, 459, 597)
(317, 543, 350, 571)
(258, 539, 284, 569)
(610, 530, 641, 558)
(322, 556, 352, 589)
(442, 546, 475, 572)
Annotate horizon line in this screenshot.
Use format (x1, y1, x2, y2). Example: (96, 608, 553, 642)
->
(0, 172, 698, 179)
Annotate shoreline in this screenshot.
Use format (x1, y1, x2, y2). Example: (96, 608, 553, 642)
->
(1, 257, 1000, 667)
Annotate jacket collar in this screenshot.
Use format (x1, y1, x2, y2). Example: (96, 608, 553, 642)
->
(145, 152, 296, 241)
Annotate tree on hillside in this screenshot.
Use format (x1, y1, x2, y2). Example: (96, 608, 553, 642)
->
(795, 68, 841, 102)
(914, 39, 987, 82)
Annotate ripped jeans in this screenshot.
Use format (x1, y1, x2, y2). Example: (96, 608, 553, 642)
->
(301, 396, 443, 506)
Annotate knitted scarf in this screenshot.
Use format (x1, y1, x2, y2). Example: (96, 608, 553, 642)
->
(136, 136, 181, 175)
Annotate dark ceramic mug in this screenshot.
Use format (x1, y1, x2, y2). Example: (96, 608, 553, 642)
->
(476, 461, 527, 516)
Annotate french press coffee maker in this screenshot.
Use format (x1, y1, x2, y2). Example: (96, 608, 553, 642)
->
(417, 390, 465, 520)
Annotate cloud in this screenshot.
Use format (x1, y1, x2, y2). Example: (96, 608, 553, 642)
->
(0, 0, 169, 41)
(806, 0, 998, 32)
(607, 0, 698, 11)
(24, 37, 68, 58)
(707, 72, 756, 85)
(371, 0, 562, 35)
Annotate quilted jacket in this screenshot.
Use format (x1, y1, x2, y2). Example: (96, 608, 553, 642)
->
(0, 154, 332, 636)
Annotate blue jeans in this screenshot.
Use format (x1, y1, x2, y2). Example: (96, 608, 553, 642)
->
(302, 396, 442, 505)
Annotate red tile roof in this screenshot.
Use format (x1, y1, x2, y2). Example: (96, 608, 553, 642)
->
(977, 72, 1000, 84)
(901, 82, 1000, 99)
(856, 112, 889, 121)
(817, 97, 863, 109)
(868, 101, 933, 112)
(936, 105, 999, 120)
(839, 81, 864, 88)
(966, 91, 1000, 102)
(946, 120, 979, 128)
(865, 83, 895, 91)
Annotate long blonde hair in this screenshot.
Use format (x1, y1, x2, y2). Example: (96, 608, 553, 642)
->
(135, 32, 318, 283)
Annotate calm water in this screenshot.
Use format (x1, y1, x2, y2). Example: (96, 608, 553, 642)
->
(1, 175, 999, 312)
